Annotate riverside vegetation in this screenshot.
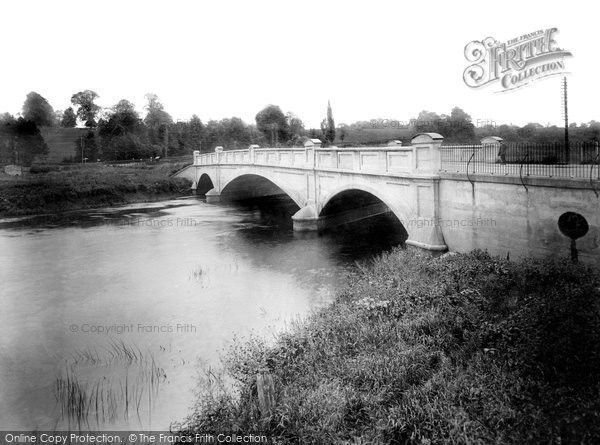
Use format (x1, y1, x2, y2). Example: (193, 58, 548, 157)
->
(181, 249, 600, 444)
(0, 161, 191, 216)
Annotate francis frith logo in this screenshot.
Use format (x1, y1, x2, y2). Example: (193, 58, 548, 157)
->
(463, 28, 572, 92)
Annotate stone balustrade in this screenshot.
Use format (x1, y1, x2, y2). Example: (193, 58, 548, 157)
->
(192, 133, 444, 176)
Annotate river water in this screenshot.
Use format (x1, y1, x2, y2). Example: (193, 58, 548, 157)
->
(0, 195, 404, 431)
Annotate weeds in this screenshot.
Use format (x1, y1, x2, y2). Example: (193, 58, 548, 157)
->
(55, 341, 167, 429)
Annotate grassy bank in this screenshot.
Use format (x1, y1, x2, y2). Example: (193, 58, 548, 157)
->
(183, 249, 600, 444)
(0, 162, 192, 216)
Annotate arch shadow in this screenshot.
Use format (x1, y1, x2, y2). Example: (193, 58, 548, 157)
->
(220, 173, 304, 208)
(319, 187, 409, 247)
(196, 173, 215, 196)
(319, 183, 413, 224)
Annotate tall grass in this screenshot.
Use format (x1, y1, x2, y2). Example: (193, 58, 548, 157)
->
(55, 341, 166, 428)
(188, 259, 240, 285)
(0, 162, 191, 216)
(181, 249, 600, 444)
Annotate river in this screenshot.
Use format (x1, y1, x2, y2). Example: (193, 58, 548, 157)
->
(0, 195, 405, 431)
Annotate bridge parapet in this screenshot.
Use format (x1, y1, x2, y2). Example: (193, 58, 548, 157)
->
(194, 133, 444, 176)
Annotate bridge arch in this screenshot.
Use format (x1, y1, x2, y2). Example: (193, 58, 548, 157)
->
(196, 173, 215, 195)
(318, 182, 413, 228)
(219, 172, 305, 208)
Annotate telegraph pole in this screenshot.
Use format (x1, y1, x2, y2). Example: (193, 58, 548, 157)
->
(561, 76, 570, 163)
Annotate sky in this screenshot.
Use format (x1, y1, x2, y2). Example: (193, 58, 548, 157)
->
(0, 0, 597, 129)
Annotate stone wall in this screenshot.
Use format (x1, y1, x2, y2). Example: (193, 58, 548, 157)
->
(439, 173, 599, 263)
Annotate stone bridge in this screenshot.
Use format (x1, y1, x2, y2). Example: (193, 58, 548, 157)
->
(175, 134, 600, 262)
(177, 134, 447, 250)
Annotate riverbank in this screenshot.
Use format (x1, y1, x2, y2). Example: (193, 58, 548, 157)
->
(0, 162, 192, 217)
(182, 248, 600, 444)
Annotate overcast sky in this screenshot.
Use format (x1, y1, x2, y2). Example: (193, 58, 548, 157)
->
(1, 0, 597, 128)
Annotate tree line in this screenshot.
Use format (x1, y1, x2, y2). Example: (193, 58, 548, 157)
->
(1, 91, 598, 166)
(341, 107, 600, 145)
(0, 91, 334, 163)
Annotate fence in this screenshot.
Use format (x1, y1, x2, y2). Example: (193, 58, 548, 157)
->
(441, 141, 600, 180)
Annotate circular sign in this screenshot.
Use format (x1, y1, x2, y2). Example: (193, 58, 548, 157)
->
(558, 212, 589, 240)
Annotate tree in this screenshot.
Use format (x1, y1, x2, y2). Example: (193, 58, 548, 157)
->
(413, 110, 443, 134)
(584, 121, 600, 141)
(74, 130, 98, 162)
(286, 112, 305, 138)
(7, 118, 48, 165)
(53, 110, 63, 126)
(223, 117, 252, 149)
(71, 90, 101, 127)
(97, 99, 148, 160)
(0, 113, 16, 163)
(22, 92, 55, 127)
(112, 99, 141, 129)
(189, 115, 205, 151)
(517, 123, 542, 141)
(203, 117, 254, 151)
(143, 94, 173, 155)
(339, 125, 347, 143)
(143, 93, 173, 129)
(255, 105, 290, 146)
(445, 107, 476, 142)
(60, 107, 77, 128)
(411, 108, 476, 142)
(324, 101, 336, 143)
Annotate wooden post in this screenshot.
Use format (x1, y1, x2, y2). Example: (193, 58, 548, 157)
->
(256, 372, 275, 420)
(570, 239, 578, 264)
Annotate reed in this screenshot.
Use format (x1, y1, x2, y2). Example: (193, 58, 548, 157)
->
(54, 342, 166, 428)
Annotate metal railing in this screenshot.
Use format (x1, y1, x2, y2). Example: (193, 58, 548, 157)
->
(441, 141, 600, 180)
(193, 141, 600, 181)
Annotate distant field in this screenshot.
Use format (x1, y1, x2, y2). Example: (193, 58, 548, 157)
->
(39, 127, 90, 163)
(335, 127, 414, 146)
(0, 161, 192, 216)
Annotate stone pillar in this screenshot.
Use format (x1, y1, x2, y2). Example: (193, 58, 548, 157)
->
(249, 144, 259, 164)
(304, 139, 321, 168)
(205, 188, 221, 203)
(193, 150, 200, 165)
(404, 178, 447, 251)
(480, 136, 503, 163)
(402, 134, 447, 251)
(411, 133, 443, 173)
(292, 204, 320, 231)
(215, 146, 223, 164)
(294, 139, 323, 230)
